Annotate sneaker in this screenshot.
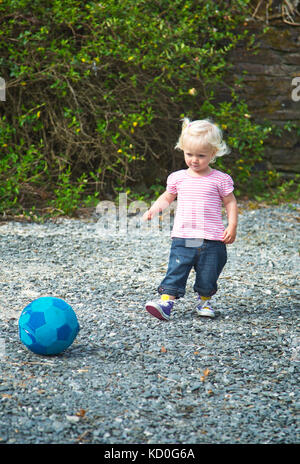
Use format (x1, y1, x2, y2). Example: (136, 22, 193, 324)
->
(196, 297, 215, 318)
(145, 299, 173, 321)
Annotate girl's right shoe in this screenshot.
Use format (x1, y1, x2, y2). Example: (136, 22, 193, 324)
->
(145, 299, 173, 321)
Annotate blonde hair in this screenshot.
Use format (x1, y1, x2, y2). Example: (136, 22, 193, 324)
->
(175, 117, 230, 163)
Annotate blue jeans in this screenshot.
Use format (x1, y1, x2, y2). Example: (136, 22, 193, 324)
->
(158, 238, 227, 299)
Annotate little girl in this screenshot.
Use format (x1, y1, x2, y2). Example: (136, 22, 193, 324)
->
(143, 118, 238, 320)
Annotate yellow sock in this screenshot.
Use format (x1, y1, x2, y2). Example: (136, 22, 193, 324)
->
(200, 296, 211, 301)
(161, 294, 170, 301)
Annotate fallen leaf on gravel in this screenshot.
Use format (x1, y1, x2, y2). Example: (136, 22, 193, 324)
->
(200, 368, 210, 381)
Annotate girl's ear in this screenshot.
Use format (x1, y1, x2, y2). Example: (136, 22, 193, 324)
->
(209, 150, 217, 164)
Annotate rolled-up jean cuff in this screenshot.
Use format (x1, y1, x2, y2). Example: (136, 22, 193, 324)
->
(193, 286, 217, 297)
(158, 286, 185, 299)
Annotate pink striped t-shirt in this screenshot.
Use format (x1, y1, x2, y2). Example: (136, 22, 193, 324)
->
(166, 169, 234, 240)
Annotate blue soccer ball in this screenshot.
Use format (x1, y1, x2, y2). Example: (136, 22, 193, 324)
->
(18, 297, 80, 355)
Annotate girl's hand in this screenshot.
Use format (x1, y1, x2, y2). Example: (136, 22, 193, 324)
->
(142, 209, 154, 221)
(222, 225, 237, 244)
(142, 191, 176, 222)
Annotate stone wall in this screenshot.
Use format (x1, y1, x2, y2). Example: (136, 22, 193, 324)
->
(228, 20, 300, 179)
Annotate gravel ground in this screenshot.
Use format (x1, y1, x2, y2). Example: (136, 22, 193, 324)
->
(0, 202, 299, 444)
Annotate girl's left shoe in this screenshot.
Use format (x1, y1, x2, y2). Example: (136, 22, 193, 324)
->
(196, 297, 216, 318)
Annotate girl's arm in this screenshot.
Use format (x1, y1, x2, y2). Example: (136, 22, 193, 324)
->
(222, 192, 238, 244)
(143, 191, 176, 221)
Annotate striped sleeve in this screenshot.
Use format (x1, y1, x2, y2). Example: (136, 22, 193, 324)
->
(166, 172, 178, 195)
(218, 173, 234, 198)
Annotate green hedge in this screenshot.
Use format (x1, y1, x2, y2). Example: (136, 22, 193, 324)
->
(0, 0, 290, 215)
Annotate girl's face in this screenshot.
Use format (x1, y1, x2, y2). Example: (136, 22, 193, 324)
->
(183, 138, 214, 176)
